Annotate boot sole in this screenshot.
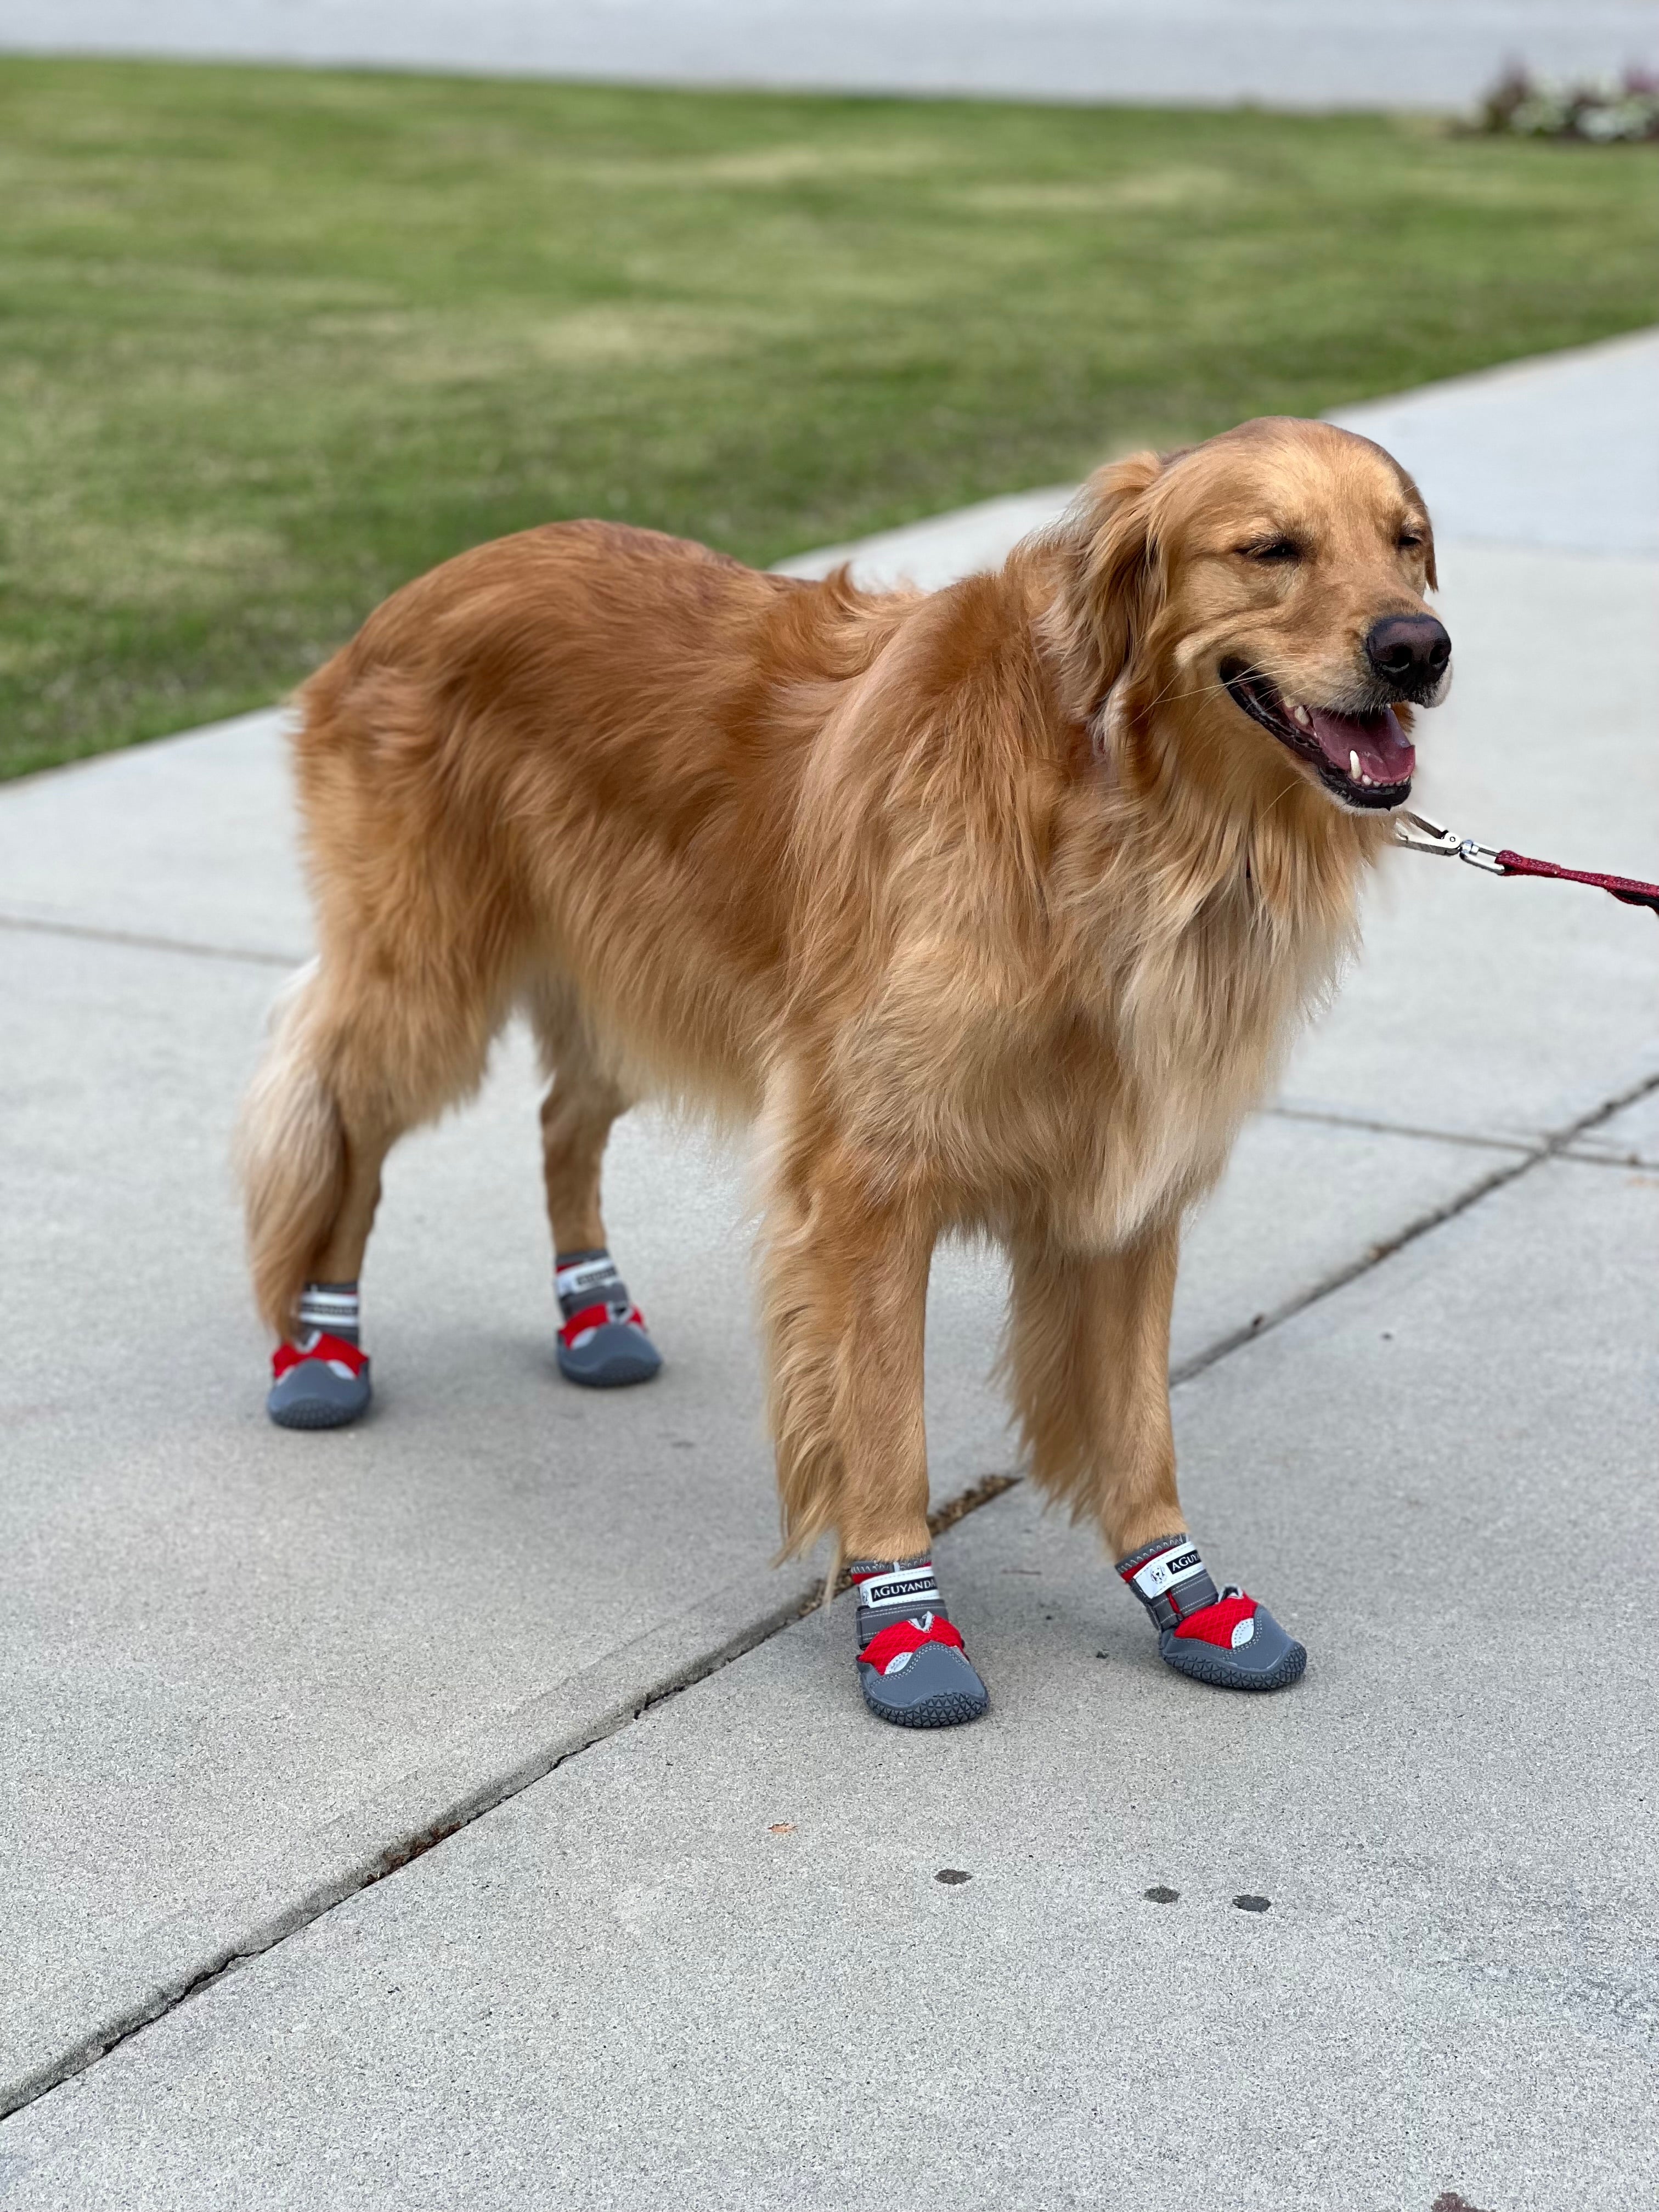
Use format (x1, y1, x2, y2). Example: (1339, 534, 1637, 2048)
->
(267, 1389, 371, 1430)
(860, 1683, 990, 1728)
(1162, 1641, 1306, 1691)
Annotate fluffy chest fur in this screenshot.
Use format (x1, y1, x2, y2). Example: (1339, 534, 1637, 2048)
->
(819, 844, 1358, 1252)
(1056, 873, 1355, 1249)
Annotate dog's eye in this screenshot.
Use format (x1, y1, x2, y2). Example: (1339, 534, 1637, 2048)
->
(1239, 538, 1300, 564)
(1397, 530, 1425, 553)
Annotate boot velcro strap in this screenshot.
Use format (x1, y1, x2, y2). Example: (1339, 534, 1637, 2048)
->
(1119, 1540, 1207, 1604)
(851, 1562, 940, 1612)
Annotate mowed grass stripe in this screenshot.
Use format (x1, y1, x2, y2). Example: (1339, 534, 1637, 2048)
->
(2, 59, 1656, 777)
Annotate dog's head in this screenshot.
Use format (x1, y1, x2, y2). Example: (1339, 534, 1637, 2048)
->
(1049, 418, 1449, 813)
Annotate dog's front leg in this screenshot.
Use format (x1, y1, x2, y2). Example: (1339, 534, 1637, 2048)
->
(760, 1113, 991, 1726)
(1006, 1217, 1306, 1691)
(1005, 1217, 1184, 1558)
(761, 1141, 935, 1565)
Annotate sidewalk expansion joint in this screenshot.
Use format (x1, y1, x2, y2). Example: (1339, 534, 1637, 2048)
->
(5, 1068, 1655, 2128)
(1176, 1064, 1659, 1391)
(1263, 1102, 1546, 1158)
(0, 910, 302, 970)
(0, 1470, 1024, 2127)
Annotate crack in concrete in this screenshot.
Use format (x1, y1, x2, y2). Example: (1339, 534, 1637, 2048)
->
(0, 1471, 1012, 2126)
(1172, 1065, 1659, 1391)
(1264, 1102, 1543, 1158)
(1553, 1145, 1659, 1172)
(0, 909, 301, 970)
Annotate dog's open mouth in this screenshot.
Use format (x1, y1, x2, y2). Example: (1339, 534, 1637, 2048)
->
(1221, 665, 1414, 809)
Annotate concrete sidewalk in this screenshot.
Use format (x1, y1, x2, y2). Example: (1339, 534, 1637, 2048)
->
(1, 335, 1655, 2201)
(8, 1155, 1653, 2209)
(7, 1, 1659, 112)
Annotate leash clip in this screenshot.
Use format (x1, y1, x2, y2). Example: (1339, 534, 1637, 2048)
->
(1395, 810, 1506, 874)
(1393, 809, 1462, 857)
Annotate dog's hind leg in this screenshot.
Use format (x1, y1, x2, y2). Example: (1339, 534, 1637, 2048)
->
(760, 1098, 988, 1728)
(527, 985, 660, 1389)
(1005, 1217, 1305, 1691)
(239, 946, 505, 1428)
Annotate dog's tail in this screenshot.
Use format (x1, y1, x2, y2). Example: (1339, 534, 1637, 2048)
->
(235, 958, 346, 1339)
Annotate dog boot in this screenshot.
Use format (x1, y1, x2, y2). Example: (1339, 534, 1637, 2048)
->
(267, 1282, 372, 1430)
(850, 1555, 990, 1728)
(555, 1249, 662, 1387)
(1116, 1533, 1305, 1691)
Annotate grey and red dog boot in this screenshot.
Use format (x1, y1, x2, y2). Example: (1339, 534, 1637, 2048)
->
(850, 1555, 990, 1728)
(267, 1282, 372, 1430)
(1116, 1533, 1306, 1691)
(555, 1249, 662, 1388)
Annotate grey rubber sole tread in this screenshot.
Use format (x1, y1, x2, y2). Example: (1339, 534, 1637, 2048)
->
(556, 1321, 662, 1389)
(860, 1681, 990, 1728)
(266, 1355, 373, 1431)
(267, 1392, 370, 1431)
(556, 1348, 662, 1389)
(1161, 1641, 1307, 1691)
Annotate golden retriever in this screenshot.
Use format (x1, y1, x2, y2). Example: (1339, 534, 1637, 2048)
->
(239, 416, 1449, 1712)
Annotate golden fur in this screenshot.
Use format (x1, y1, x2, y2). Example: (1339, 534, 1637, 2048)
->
(238, 417, 1442, 1568)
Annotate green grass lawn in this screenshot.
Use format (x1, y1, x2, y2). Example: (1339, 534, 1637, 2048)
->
(2, 59, 1656, 778)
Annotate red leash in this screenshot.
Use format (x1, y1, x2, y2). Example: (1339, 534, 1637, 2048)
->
(1396, 811, 1659, 921)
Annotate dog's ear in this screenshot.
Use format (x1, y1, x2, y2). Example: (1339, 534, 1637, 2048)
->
(1041, 450, 1167, 722)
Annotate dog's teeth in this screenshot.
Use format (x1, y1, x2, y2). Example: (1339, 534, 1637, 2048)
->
(1293, 704, 1311, 727)
(1361, 772, 1372, 786)
(1349, 749, 1360, 778)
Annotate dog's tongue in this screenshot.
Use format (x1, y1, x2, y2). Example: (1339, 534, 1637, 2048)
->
(1306, 704, 1414, 786)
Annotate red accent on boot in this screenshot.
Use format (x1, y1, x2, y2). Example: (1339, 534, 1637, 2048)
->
(857, 1615, 966, 1674)
(272, 1333, 366, 1380)
(558, 1301, 647, 1350)
(1172, 1593, 1258, 1649)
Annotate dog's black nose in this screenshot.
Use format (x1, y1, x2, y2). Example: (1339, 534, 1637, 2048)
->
(1364, 613, 1451, 693)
